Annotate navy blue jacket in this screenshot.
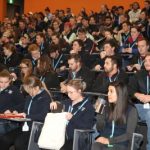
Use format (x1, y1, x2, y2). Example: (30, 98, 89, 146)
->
(63, 97, 95, 140)
(24, 89, 51, 128)
(0, 85, 25, 113)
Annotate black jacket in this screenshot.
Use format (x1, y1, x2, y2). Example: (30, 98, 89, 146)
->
(68, 66, 95, 91)
(1, 53, 21, 70)
(92, 70, 129, 94)
(0, 85, 25, 113)
(63, 97, 95, 140)
(24, 89, 51, 123)
(39, 71, 60, 89)
(128, 69, 149, 103)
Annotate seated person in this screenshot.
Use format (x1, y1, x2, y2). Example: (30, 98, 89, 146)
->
(92, 81, 138, 150)
(122, 26, 143, 54)
(0, 76, 51, 150)
(0, 70, 25, 135)
(51, 33, 71, 54)
(70, 39, 91, 68)
(92, 55, 128, 95)
(49, 45, 68, 74)
(77, 28, 95, 54)
(126, 38, 149, 72)
(93, 39, 118, 71)
(50, 79, 95, 150)
(129, 52, 150, 150)
(61, 54, 95, 92)
(1, 43, 22, 71)
(36, 32, 49, 55)
(26, 44, 41, 69)
(10, 59, 33, 93)
(61, 22, 76, 44)
(36, 55, 60, 89)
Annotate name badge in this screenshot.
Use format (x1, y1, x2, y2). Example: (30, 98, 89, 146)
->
(143, 103, 150, 109)
(22, 122, 29, 132)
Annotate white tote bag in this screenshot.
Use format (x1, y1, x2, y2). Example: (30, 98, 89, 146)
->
(38, 112, 67, 150)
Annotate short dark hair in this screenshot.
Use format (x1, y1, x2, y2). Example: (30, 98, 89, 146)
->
(49, 45, 59, 53)
(77, 28, 87, 34)
(105, 55, 122, 69)
(68, 54, 82, 63)
(72, 39, 84, 48)
(103, 39, 118, 53)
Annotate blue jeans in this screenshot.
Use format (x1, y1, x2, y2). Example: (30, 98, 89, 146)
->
(135, 104, 150, 150)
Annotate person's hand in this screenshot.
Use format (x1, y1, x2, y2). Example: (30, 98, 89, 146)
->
(10, 72, 17, 81)
(118, 29, 124, 34)
(4, 110, 11, 114)
(70, 49, 77, 54)
(12, 110, 18, 114)
(62, 31, 66, 36)
(66, 112, 73, 120)
(17, 113, 26, 118)
(60, 66, 66, 71)
(94, 65, 101, 71)
(96, 137, 109, 144)
(100, 51, 106, 59)
(133, 64, 141, 71)
(125, 48, 132, 53)
(126, 65, 133, 71)
(50, 102, 58, 110)
(135, 93, 150, 103)
(92, 32, 96, 36)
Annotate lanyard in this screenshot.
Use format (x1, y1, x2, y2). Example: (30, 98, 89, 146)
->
(147, 25, 150, 38)
(53, 54, 63, 70)
(130, 39, 137, 49)
(72, 72, 76, 79)
(4, 57, 10, 64)
(107, 120, 115, 148)
(27, 98, 33, 115)
(32, 59, 36, 66)
(27, 89, 44, 115)
(68, 98, 88, 116)
(123, 33, 129, 43)
(108, 70, 120, 83)
(40, 76, 45, 82)
(40, 42, 44, 50)
(110, 120, 115, 138)
(147, 76, 150, 94)
(138, 57, 144, 66)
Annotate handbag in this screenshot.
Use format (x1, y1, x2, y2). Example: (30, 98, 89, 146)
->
(38, 112, 67, 150)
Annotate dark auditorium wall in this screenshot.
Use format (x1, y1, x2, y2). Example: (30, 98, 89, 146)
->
(24, 0, 144, 14)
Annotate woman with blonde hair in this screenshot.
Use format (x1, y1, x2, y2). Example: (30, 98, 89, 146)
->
(50, 79, 95, 150)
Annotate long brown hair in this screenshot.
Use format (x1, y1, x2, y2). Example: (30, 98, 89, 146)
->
(109, 81, 129, 124)
(37, 55, 53, 76)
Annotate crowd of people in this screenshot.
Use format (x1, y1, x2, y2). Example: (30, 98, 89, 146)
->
(0, 1, 150, 150)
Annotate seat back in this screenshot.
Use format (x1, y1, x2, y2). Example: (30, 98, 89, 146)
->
(131, 133, 143, 150)
(28, 121, 43, 150)
(73, 129, 94, 150)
